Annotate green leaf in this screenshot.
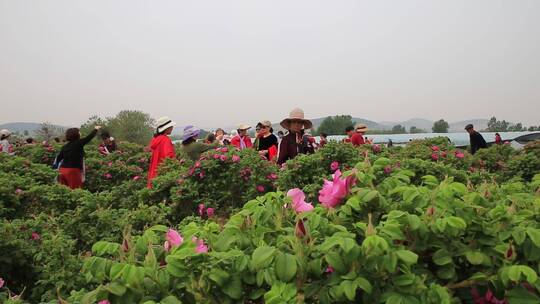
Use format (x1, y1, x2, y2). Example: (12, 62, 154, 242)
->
(507, 286, 540, 304)
(107, 281, 126, 296)
(446, 217, 467, 230)
(395, 250, 418, 265)
(433, 249, 452, 266)
(222, 275, 243, 300)
(160, 296, 183, 304)
(362, 190, 379, 203)
(92, 241, 121, 257)
(465, 251, 484, 265)
(326, 252, 346, 274)
(251, 246, 276, 270)
(508, 266, 522, 282)
(519, 266, 538, 284)
(340, 280, 357, 301)
(275, 253, 297, 282)
(526, 228, 540, 247)
(355, 276, 372, 294)
(208, 268, 230, 287)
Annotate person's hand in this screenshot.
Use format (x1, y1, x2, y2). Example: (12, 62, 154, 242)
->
(94, 125, 102, 130)
(258, 150, 267, 156)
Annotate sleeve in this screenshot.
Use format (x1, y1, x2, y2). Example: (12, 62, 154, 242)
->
(277, 137, 288, 165)
(164, 138, 176, 158)
(80, 129, 98, 146)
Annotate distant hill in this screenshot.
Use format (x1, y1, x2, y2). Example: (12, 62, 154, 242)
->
(0, 122, 67, 136)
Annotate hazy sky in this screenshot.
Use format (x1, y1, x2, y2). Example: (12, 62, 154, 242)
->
(1, 0, 539, 128)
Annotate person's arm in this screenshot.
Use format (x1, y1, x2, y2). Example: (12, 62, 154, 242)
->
(80, 127, 100, 146)
(277, 137, 289, 165)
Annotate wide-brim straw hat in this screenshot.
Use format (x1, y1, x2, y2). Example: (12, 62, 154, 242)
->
(237, 123, 251, 131)
(0, 129, 11, 137)
(156, 116, 176, 133)
(183, 125, 201, 141)
(280, 108, 313, 130)
(355, 123, 368, 133)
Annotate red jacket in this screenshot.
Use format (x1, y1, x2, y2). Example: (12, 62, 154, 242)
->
(351, 133, 365, 146)
(147, 135, 175, 188)
(231, 135, 253, 149)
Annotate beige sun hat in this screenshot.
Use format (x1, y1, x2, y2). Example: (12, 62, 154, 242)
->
(156, 116, 176, 133)
(259, 120, 272, 127)
(280, 108, 313, 130)
(0, 129, 11, 137)
(237, 123, 251, 131)
(355, 123, 368, 133)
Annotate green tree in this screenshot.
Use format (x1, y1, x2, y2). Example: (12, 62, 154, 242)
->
(487, 117, 510, 132)
(432, 119, 449, 133)
(391, 124, 406, 134)
(409, 126, 425, 134)
(316, 115, 354, 135)
(80, 115, 107, 139)
(35, 122, 64, 141)
(106, 110, 155, 145)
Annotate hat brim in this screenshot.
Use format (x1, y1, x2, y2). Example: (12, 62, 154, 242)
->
(158, 121, 176, 133)
(356, 127, 368, 133)
(280, 118, 313, 130)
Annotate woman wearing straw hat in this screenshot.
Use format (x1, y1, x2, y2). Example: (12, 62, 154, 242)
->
(351, 123, 368, 146)
(277, 108, 313, 166)
(147, 117, 176, 188)
(181, 125, 216, 161)
(231, 124, 253, 150)
(0, 129, 14, 155)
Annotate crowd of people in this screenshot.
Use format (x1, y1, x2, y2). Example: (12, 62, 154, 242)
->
(1, 107, 494, 190)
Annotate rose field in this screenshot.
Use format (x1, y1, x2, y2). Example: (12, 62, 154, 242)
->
(1, 139, 540, 304)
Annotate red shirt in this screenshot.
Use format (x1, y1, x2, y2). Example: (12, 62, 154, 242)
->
(147, 135, 175, 188)
(350, 133, 365, 146)
(231, 135, 253, 149)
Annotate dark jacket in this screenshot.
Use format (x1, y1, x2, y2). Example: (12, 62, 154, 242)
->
(470, 131, 487, 154)
(277, 132, 303, 165)
(57, 129, 98, 169)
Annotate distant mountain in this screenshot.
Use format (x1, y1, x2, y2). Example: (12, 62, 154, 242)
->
(0, 122, 67, 135)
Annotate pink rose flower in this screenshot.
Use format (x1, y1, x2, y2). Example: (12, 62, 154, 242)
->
(199, 171, 205, 179)
(455, 151, 464, 159)
(232, 155, 240, 163)
(104, 173, 112, 179)
(256, 185, 265, 193)
(431, 146, 439, 152)
(133, 175, 140, 181)
(15, 188, 23, 195)
(431, 153, 439, 161)
(198, 204, 206, 216)
(220, 155, 227, 161)
(220, 147, 229, 153)
(330, 161, 339, 172)
(31, 232, 40, 241)
(384, 166, 392, 174)
(0, 277, 5, 288)
(372, 144, 381, 153)
(318, 170, 355, 209)
(98, 300, 110, 304)
(325, 266, 334, 273)
(192, 237, 209, 253)
(287, 188, 314, 213)
(267, 173, 278, 180)
(213, 154, 220, 159)
(206, 208, 215, 217)
(164, 229, 183, 252)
